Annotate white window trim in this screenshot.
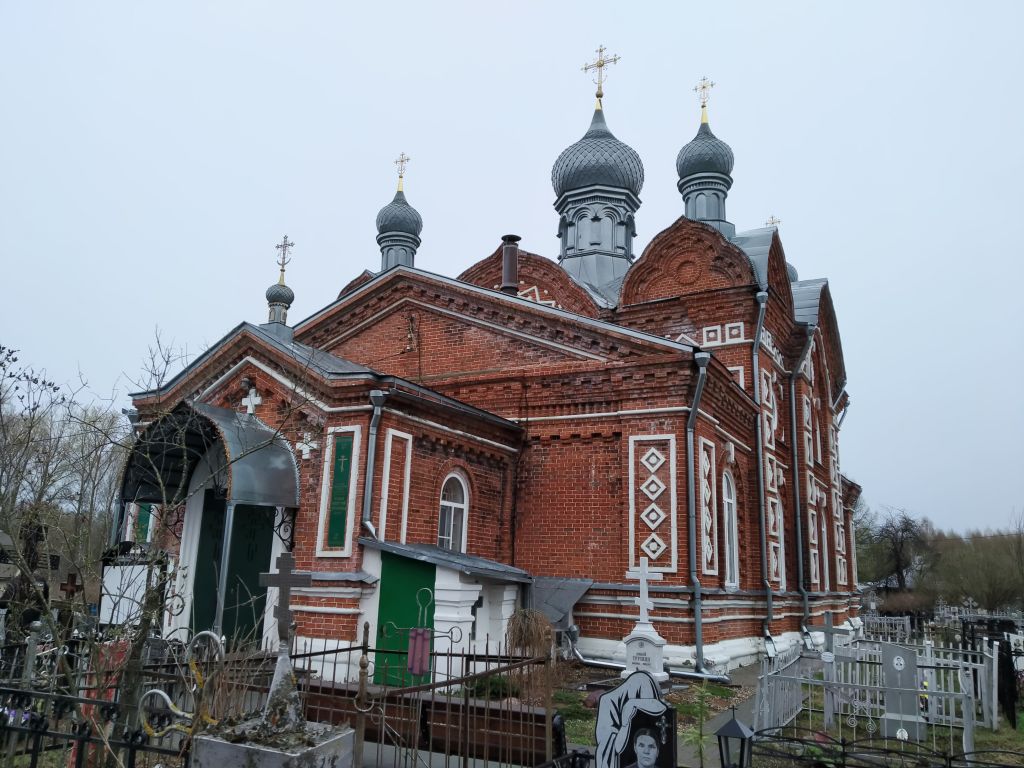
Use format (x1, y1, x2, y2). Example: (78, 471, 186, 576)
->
(316, 425, 362, 558)
(438, 472, 469, 553)
(722, 471, 740, 590)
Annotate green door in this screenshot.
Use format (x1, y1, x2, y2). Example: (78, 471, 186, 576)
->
(191, 491, 226, 633)
(374, 552, 436, 686)
(222, 505, 276, 646)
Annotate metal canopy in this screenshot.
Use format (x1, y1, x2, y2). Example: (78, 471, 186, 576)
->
(119, 401, 299, 508)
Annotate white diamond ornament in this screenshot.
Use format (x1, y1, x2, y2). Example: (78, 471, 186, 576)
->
(640, 476, 666, 501)
(641, 533, 667, 560)
(640, 504, 666, 530)
(640, 447, 665, 473)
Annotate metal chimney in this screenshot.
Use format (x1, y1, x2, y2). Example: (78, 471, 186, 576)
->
(500, 235, 521, 295)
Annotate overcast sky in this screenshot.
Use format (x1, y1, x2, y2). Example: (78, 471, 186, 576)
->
(1, 2, 1021, 532)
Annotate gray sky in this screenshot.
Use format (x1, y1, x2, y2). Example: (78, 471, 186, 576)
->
(2, 2, 1021, 532)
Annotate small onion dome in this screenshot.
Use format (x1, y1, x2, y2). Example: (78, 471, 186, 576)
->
(265, 280, 294, 306)
(676, 121, 735, 179)
(375, 189, 423, 237)
(786, 262, 799, 282)
(552, 108, 644, 198)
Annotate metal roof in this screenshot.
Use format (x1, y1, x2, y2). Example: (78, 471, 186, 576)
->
(529, 576, 593, 629)
(119, 401, 299, 508)
(552, 107, 644, 197)
(359, 538, 532, 584)
(130, 321, 374, 399)
(791, 279, 828, 325)
(730, 227, 774, 290)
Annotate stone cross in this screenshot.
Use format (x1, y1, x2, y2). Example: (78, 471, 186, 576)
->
(634, 556, 663, 625)
(59, 572, 82, 599)
(582, 45, 620, 100)
(259, 552, 312, 642)
(242, 387, 262, 415)
(808, 610, 851, 654)
(296, 433, 319, 460)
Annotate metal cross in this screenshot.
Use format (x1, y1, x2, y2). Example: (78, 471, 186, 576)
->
(808, 610, 851, 654)
(296, 432, 319, 460)
(394, 152, 410, 178)
(275, 235, 294, 273)
(582, 45, 620, 101)
(241, 387, 262, 415)
(633, 556, 663, 625)
(694, 76, 715, 108)
(765, 215, 781, 228)
(59, 573, 81, 599)
(259, 551, 312, 641)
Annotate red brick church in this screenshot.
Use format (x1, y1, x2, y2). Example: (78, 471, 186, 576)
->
(115, 70, 861, 673)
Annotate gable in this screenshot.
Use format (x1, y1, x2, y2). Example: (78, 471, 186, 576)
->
(323, 298, 605, 381)
(458, 246, 600, 317)
(620, 216, 754, 306)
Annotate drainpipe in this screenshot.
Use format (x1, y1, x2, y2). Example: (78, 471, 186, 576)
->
(751, 291, 773, 634)
(790, 325, 816, 624)
(686, 352, 711, 672)
(360, 389, 388, 539)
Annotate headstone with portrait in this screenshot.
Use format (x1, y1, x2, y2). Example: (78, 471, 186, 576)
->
(595, 670, 676, 768)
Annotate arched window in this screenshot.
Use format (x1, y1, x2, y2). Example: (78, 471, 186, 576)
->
(438, 474, 468, 552)
(722, 472, 740, 588)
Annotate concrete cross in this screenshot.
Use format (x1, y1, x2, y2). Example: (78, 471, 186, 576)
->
(296, 433, 319, 460)
(242, 387, 262, 415)
(259, 552, 312, 641)
(808, 610, 851, 654)
(634, 556, 663, 625)
(59, 572, 82, 599)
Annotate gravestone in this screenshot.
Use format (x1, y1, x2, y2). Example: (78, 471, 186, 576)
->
(192, 552, 353, 768)
(595, 670, 676, 768)
(621, 558, 668, 686)
(878, 641, 925, 741)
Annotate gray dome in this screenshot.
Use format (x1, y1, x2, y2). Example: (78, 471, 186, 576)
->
(552, 108, 644, 197)
(265, 281, 294, 306)
(376, 190, 423, 236)
(676, 121, 735, 179)
(786, 262, 799, 282)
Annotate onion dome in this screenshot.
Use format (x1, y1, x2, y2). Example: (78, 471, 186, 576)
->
(376, 189, 423, 237)
(552, 107, 644, 198)
(265, 280, 294, 307)
(676, 119, 735, 180)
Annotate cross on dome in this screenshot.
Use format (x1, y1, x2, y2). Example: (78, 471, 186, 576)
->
(582, 45, 620, 103)
(394, 152, 410, 191)
(694, 76, 715, 123)
(274, 235, 294, 281)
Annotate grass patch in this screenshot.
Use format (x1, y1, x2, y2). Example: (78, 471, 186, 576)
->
(705, 683, 736, 699)
(554, 689, 596, 746)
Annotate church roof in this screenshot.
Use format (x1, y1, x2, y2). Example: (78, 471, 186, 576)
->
(792, 278, 829, 325)
(129, 321, 374, 399)
(551, 107, 644, 197)
(359, 538, 532, 583)
(730, 226, 775, 290)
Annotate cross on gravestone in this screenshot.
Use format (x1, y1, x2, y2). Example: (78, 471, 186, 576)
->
(296, 433, 319, 460)
(59, 573, 82, 599)
(242, 387, 262, 415)
(808, 611, 852, 654)
(259, 552, 312, 642)
(633, 556, 663, 625)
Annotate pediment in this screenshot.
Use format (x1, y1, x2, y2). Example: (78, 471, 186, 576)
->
(620, 217, 754, 306)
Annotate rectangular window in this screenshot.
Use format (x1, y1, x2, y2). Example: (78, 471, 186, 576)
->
(326, 433, 355, 548)
(134, 504, 152, 542)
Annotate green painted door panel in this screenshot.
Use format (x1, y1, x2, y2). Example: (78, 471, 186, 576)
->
(191, 491, 225, 633)
(374, 552, 435, 686)
(223, 504, 276, 646)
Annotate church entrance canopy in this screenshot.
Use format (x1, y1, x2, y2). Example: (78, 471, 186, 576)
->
(119, 401, 299, 510)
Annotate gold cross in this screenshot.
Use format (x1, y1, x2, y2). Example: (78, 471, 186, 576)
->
(765, 215, 781, 228)
(694, 76, 715, 108)
(582, 45, 620, 101)
(275, 235, 294, 278)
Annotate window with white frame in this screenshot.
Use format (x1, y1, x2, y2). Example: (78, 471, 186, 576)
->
(722, 472, 740, 588)
(438, 474, 468, 552)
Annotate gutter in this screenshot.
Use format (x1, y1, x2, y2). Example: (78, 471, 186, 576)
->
(750, 291, 773, 632)
(686, 352, 711, 673)
(790, 325, 817, 624)
(360, 389, 388, 539)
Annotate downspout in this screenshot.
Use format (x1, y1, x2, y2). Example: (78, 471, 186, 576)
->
(790, 325, 816, 625)
(360, 389, 388, 539)
(751, 291, 773, 632)
(687, 352, 711, 672)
